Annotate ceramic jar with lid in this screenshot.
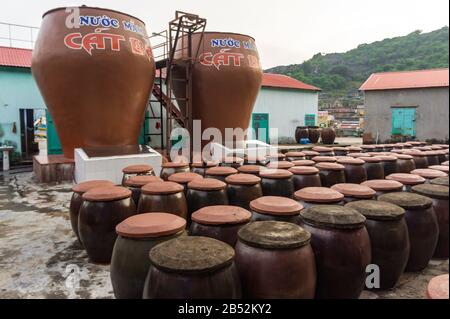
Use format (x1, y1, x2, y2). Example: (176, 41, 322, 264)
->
(404, 150, 429, 169)
(237, 165, 265, 176)
(379, 156, 399, 177)
(348, 152, 371, 158)
(110, 213, 186, 299)
(386, 173, 426, 192)
(70, 180, 115, 244)
(379, 192, 439, 272)
(337, 158, 367, 184)
(191, 161, 219, 177)
(265, 153, 287, 163)
(187, 178, 229, 221)
(285, 151, 306, 161)
(436, 151, 448, 164)
(244, 155, 267, 166)
(312, 156, 337, 164)
(332, 147, 348, 156)
(431, 176, 449, 187)
(312, 146, 335, 156)
(360, 145, 376, 153)
(225, 174, 263, 210)
(292, 159, 316, 167)
(299, 205, 371, 299)
(345, 200, 409, 290)
(143, 237, 241, 299)
(121, 164, 154, 185)
(205, 166, 238, 182)
(294, 187, 344, 209)
(316, 162, 346, 187)
(235, 221, 316, 299)
(124, 175, 163, 208)
(347, 146, 363, 153)
(266, 161, 295, 170)
(289, 166, 322, 191)
(396, 154, 416, 173)
(190, 206, 252, 246)
(168, 172, 203, 194)
(361, 157, 384, 180)
(361, 179, 404, 198)
(429, 165, 449, 174)
(160, 162, 190, 181)
(249, 196, 303, 224)
(79, 186, 135, 264)
(259, 169, 294, 198)
(331, 183, 376, 203)
(219, 156, 244, 169)
(412, 184, 449, 259)
(137, 181, 187, 220)
(303, 150, 320, 160)
(424, 151, 440, 166)
(411, 168, 447, 182)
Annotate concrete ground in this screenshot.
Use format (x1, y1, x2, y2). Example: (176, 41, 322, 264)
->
(0, 172, 447, 299)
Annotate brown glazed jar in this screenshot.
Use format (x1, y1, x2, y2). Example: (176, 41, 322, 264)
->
(289, 166, 322, 191)
(294, 187, 344, 209)
(144, 236, 241, 299)
(308, 126, 321, 144)
(225, 174, 263, 210)
(168, 172, 203, 194)
(331, 183, 376, 203)
(124, 175, 163, 208)
(411, 168, 447, 182)
(332, 147, 348, 156)
(285, 151, 306, 162)
(190, 206, 252, 246)
(191, 161, 219, 177)
(412, 184, 449, 259)
(292, 159, 316, 167)
(160, 162, 190, 181)
(79, 186, 135, 264)
(320, 128, 336, 145)
(295, 126, 309, 143)
(205, 166, 238, 182)
(238, 165, 265, 176)
(429, 165, 449, 174)
(424, 151, 440, 167)
(315, 162, 346, 187)
(312, 146, 335, 157)
(219, 156, 245, 169)
(379, 155, 399, 177)
(249, 196, 303, 224)
(337, 158, 367, 184)
(110, 213, 186, 299)
(122, 164, 154, 186)
(137, 182, 187, 220)
(345, 200, 409, 290)
(259, 169, 294, 198)
(386, 173, 426, 191)
(303, 150, 320, 160)
(396, 154, 416, 173)
(235, 221, 316, 299)
(187, 179, 229, 222)
(265, 153, 287, 162)
(404, 150, 429, 169)
(361, 179, 404, 198)
(379, 192, 438, 272)
(299, 205, 370, 299)
(70, 180, 115, 244)
(431, 176, 449, 186)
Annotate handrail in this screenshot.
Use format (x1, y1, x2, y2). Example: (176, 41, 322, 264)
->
(0, 21, 39, 49)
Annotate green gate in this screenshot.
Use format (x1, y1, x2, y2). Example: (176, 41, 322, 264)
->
(46, 111, 63, 155)
(252, 113, 269, 144)
(391, 108, 416, 138)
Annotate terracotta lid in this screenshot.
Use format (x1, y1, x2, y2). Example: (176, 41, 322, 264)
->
(337, 158, 365, 165)
(411, 168, 447, 179)
(292, 160, 316, 166)
(407, 141, 422, 146)
(191, 161, 218, 168)
(386, 173, 426, 185)
(348, 152, 371, 158)
(221, 156, 244, 164)
(265, 153, 286, 160)
(245, 155, 267, 163)
(289, 166, 319, 175)
(431, 176, 449, 186)
(300, 205, 366, 229)
(149, 236, 234, 273)
(423, 150, 440, 156)
(430, 146, 443, 150)
(205, 166, 238, 176)
(266, 161, 295, 169)
(335, 156, 353, 160)
(294, 187, 344, 203)
(315, 162, 345, 171)
(346, 200, 405, 221)
(429, 165, 449, 173)
(162, 162, 189, 168)
(412, 184, 449, 200)
(168, 172, 203, 184)
(367, 152, 384, 157)
(303, 150, 320, 156)
(141, 181, 184, 195)
(378, 155, 397, 162)
(312, 146, 334, 152)
(116, 213, 186, 238)
(250, 196, 303, 216)
(124, 175, 163, 187)
(404, 150, 426, 157)
(427, 274, 449, 299)
(361, 156, 382, 163)
(443, 161, 449, 166)
(379, 192, 433, 210)
(312, 156, 337, 163)
(390, 149, 405, 154)
(415, 146, 432, 151)
(72, 180, 115, 194)
(238, 221, 311, 249)
(225, 173, 261, 185)
(331, 183, 376, 198)
(259, 168, 293, 179)
(347, 146, 363, 152)
(360, 145, 376, 150)
(191, 206, 252, 225)
(238, 165, 265, 174)
(361, 179, 404, 191)
(82, 186, 132, 202)
(332, 147, 348, 151)
(122, 164, 153, 174)
(285, 151, 305, 157)
(434, 144, 449, 149)
(188, 178, 226, 191)
(396, 154, 414, 160)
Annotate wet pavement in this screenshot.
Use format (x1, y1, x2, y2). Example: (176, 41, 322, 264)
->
(0, 172, 448, 299)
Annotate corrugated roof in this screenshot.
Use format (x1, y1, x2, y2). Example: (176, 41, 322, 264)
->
(0, 46, 32, 68)
(360, 68, 449, 91)
(262, 73, 321, 91)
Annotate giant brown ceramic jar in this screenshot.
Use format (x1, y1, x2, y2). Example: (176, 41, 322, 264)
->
(289, 166, 322, 191)
(160, 162, 190, 181)
(386, 173, 426, 192)
(379, 155, 399, 177)
(32, 7, 155, 158)
(121, 164, 155, 186)
(294, 187, 344, 209)
(191, 161, 219, 177)
(137, 182, 187, 220)
(190, 206, 252, 246)
(308, 126, 321, 144)
(285, 152, 306, 162)
(249, 196, 303, 224)
(316, 162, 346, 187)
(144, 236, 241, 299)
(411, 168, 447, 182)
(396, 154, 416, 173)
(379, 192, 439, 272)
(412, 184, 449, 259)
(331, 183, 376, 203)
(345, 200, 410, 290)
(361, 179, 404, 198)
(259, 169, 294, 198)
(205, 166, 238, 182)
(404, 150, 429, 169)
(235, 221, 316, 298)
(337, 158, 367, 184)
(320, 128, 336, 145)
(124, 175, 163, 208)
(110, 213, 186, 299)
(70, 180, 115, 244)
(79, 186, 135, 264)
(431, 176, 449, 187)
(299, 205, 371, 299)
(187, 178, 229, 222)
(168, 172, 203, 195)
(225, 174, 263, 210)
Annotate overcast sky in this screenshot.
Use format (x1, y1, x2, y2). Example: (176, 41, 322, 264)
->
(0, 0, 448, 68)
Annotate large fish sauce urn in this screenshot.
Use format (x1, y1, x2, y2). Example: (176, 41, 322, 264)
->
(172, 32, 263, 149)
(32, 7, 155, 158)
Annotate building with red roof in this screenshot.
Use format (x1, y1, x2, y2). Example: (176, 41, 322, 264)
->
(360, 68, 449, 143)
